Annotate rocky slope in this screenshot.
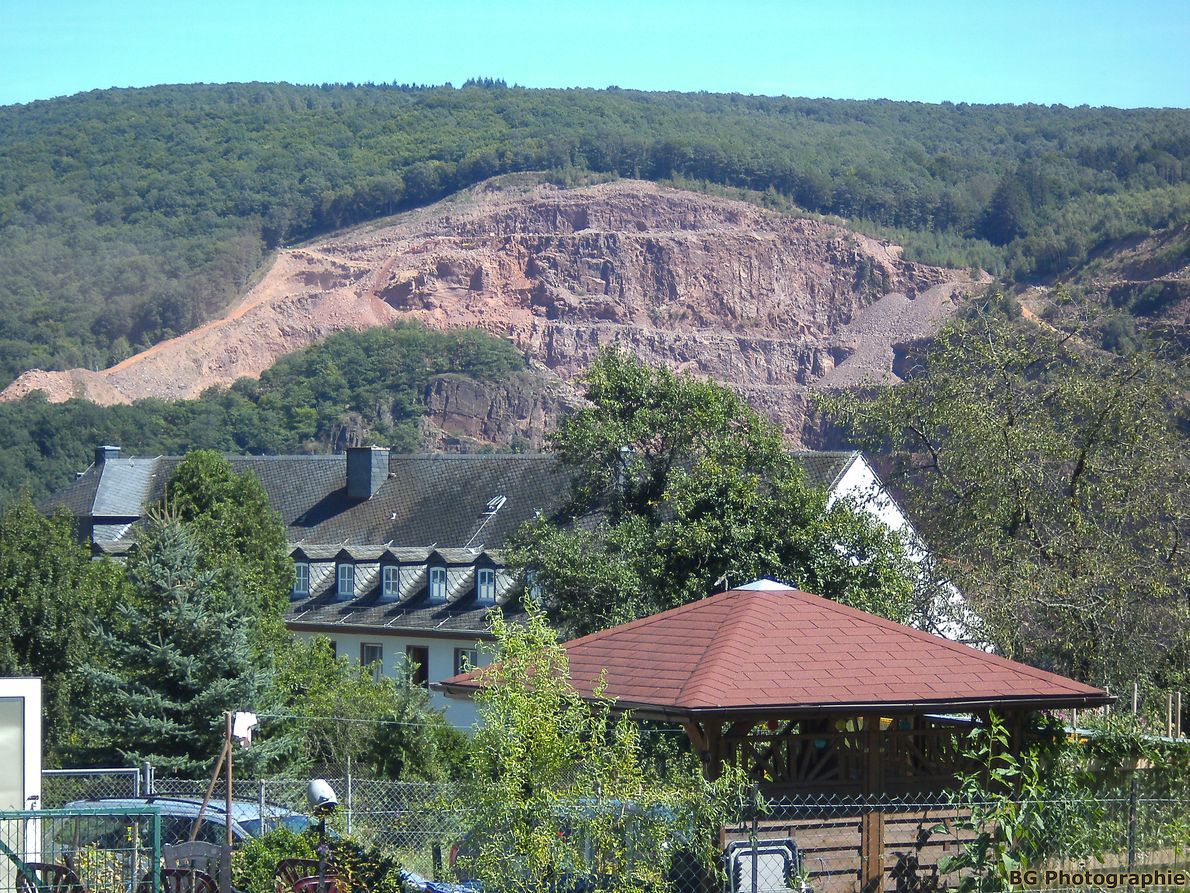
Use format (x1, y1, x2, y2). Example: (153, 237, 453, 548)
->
(2, 178, 985, 444)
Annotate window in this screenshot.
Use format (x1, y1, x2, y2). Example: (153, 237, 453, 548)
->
(476, 568, 496, 604)
(292, 561, 310, 598)
(360, 643, 383, 681)
(337, 562, 354, 599)
(381, 564, 400, 600)
(406, 645, 430, 687)
(428, 566, 447, 603)
(454, 647, 478, 676)
(525, 569, 543, 601)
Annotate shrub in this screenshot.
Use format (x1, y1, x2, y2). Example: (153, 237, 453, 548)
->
(233, 826, 407, 893)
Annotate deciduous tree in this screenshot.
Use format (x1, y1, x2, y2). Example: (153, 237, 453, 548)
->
(0, 497, 124, 764)
(824, 306, 1188, 697)
(509, 349, 917, 637)
(452, 604, 746, 893)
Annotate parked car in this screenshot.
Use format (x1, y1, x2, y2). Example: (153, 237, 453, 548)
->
(60, 796, 313, 847)
(398, 870, 481, 893)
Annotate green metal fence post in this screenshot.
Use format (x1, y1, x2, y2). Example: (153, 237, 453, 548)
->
(152, 808, 162, 893)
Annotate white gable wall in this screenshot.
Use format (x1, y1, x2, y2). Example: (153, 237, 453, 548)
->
(827, 455, 979, 644)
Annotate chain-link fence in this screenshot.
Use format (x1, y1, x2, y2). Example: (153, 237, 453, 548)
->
(40, 769, 148, 809)
(151, 777, 461, 879)
(0, 807, 162, 893)
(38, 769, 1189, 892)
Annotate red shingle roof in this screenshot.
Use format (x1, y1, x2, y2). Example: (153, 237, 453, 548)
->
(441, 583, 1111, 716)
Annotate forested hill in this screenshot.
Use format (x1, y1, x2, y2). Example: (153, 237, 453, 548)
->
(0, 323, 534, 508)
(1, 81, 1188, 386)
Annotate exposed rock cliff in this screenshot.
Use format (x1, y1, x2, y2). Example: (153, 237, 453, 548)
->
(2, 178, 985, 445)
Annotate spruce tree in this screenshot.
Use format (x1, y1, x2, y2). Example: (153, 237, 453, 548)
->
(81, 520, 264, 776)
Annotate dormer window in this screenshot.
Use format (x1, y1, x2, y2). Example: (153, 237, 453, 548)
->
(381, 564, 400, 600)
(292, 561, 310, 598)
(337, 562, 355, 600)
(428, 566, 447, 604)
(476, 568, 496, 605)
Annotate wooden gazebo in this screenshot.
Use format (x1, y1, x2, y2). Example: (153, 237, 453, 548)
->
(440, 580, 1113, 891)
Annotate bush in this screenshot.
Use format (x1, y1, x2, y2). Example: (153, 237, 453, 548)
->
(233, 826, 407, 893)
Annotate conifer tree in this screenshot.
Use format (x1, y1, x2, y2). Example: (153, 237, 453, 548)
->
(81, 519, 265, 776)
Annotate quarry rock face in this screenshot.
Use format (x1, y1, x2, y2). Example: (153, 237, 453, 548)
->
(418, 369, 576, 452)
(1, 179, 984, 445)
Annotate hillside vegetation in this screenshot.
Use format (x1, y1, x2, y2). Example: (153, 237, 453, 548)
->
(1, 81, 1188, 385)
(1, 323, 525, 508)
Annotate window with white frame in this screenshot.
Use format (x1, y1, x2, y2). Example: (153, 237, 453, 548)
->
(428, 566, 447, 603)
(292, 561, 310, 598)
(476, 567, 496, 604)
(360, 643, 383, 682)
(381, 564, 400, 600)
(337, 562, 355, 599)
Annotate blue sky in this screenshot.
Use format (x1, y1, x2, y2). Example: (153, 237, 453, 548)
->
(1, 0, 1187, 108)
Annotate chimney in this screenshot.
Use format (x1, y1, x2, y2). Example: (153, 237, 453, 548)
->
(346, 446, 390, 500)
(95, 445, 121, 466)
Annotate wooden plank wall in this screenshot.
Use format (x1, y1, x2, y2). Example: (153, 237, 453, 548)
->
(724, 807, 977, 893)
(724, 811, 1186, 893)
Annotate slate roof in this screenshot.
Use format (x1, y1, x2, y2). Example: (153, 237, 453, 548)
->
(49, 452, 571, 551)
(440, 582, 1112, 716)
(790, 450, 856, 491)
(288, 592, 526, 638)
(92, 458, 158, 517)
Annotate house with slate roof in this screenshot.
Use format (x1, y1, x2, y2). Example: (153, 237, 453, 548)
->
(46, 445, 958, 726)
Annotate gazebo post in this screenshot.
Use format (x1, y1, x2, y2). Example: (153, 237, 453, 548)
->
(705, 722, 725, 781)
(860, 714, 886, 893)
(680, 718, 729, 893)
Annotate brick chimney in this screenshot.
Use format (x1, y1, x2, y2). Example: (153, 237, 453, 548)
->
(346, 446, 390, 500)
(95, 445, 121, 466)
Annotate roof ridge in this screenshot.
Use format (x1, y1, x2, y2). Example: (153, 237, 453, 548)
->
(678, 591, 771, 706)
(780, 588, 1100, 694)
(560, 588, 744, 652)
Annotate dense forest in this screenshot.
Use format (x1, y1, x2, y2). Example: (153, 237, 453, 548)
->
(1, 81, 1188, 385)
(0, 323, 526, 508)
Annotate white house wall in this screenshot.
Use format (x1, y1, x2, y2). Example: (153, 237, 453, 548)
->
(292, 630, 489, 728)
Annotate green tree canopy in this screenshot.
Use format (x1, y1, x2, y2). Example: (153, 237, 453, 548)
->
(0, 497, 124, 764)
(80, 519, 266, 775)
(823, 305, 1189, 697)
(0, 322, 527, 510)
(509, 349, 916, 637)
(164, 450, 292, 652)
(261, 636, 466, 780)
